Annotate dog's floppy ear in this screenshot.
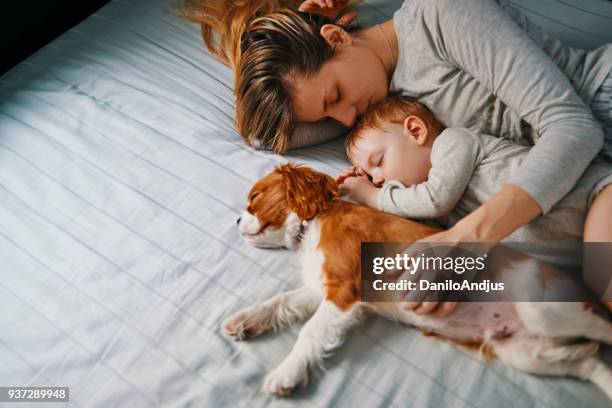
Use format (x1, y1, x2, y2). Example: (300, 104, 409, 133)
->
(277, 163, 338, 220)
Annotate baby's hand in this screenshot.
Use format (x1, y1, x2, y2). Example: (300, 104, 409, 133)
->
(339, 173, 379, 208)
(336, 166, 357, 185)
(336, 167, 370, 184)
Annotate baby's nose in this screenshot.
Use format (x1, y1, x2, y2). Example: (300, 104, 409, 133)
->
(372, 176, 385, 187)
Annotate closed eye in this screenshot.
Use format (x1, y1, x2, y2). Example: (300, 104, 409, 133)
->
(325, 85, 340, 114)
(330, 87, 340, 105)
(332, 86, 340, 105)
(370, 152, 383, 168)
(246, 192, 259, 213)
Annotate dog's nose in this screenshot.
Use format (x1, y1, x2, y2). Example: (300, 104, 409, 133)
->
(236, 217, 241, 225)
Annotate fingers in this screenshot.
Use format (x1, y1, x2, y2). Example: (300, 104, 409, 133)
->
(401, 301, 420, 310)
(336, 10, 359, 26)
(336, 167, 356, 184)
(354, 168, 374, 183)
(431, 302, 457, 317)
(351, 168, 370, 182)
(298, 1, 311, 12)
(298, 0, 325, 13)
(414, 301, 439, 315)
(299, 0, 356, 24)
(402, 301, 458, 317)
(299, 0, 333, 12)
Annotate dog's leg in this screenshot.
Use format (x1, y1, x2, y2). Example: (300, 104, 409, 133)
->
(516, 302, 612, 345)
(263, 300, 362, 397)
(493, 336, 612, 400)
(573, 357, 612, 401)
(223, 287, 321, 341)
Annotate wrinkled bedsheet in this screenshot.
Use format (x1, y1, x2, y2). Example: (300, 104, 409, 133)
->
(1, 0, 611, 406)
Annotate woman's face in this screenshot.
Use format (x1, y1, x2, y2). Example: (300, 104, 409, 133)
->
(289, 36, 390, 128)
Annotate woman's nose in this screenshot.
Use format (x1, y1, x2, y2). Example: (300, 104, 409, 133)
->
(331, 105, 357, 128)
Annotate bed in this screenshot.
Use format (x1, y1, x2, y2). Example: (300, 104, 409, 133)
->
(1, 0, 611, 406)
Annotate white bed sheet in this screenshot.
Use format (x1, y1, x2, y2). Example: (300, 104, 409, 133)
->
(1, 0, 611, 407)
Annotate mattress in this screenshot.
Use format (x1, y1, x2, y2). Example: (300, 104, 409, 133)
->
(1, 0, 611, 406)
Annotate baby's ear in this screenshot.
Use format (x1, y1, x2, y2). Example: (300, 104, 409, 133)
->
(403, 116, 428, 146)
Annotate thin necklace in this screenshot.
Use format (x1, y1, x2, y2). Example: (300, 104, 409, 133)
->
(376, 24, 394, 67)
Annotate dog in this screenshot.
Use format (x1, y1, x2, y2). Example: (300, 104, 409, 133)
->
(224, 163, 612, 398)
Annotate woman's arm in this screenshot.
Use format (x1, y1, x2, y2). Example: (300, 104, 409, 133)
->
(402, 184, 540, 316)
(419, 0, 604, 241)
(403, 0, 604, 315)
(424, 0, 603, 217)
(425, 185, 542, 242)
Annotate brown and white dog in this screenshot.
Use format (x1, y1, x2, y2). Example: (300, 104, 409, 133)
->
(224, 163, 612, 398)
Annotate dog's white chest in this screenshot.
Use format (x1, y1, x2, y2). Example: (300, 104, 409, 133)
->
(297, 221, 325, 293)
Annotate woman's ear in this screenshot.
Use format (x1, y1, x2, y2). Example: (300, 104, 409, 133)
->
(403, 116, 429, 146)
(320, 24, 352, 50)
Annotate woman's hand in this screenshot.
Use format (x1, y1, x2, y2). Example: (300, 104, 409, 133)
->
(298, 0, 359, 26)
(416, 222, 478, 244)
(401, 185, 542, 316)
(399, 226, 476, 317)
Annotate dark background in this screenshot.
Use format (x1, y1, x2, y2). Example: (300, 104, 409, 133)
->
(1, 1, 111, 75)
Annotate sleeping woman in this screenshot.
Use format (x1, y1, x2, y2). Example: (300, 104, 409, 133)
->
(178, 0, 612, 315)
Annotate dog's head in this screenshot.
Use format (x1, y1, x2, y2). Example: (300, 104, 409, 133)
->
(237, 163, 338, 249)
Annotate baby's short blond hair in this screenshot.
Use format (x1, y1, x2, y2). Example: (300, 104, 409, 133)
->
(345, 95, 443, 161)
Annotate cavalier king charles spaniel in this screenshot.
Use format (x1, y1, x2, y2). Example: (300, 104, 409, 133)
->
(224, 163, 612, 398)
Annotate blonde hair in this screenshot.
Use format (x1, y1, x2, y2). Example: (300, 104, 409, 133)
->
(176, 1, 357, 153)
(345, 95, 444, 160)
(175, 0, 301, 68)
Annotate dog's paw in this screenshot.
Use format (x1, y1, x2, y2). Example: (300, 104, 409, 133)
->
(263, 363, 307, 397)
(222, 306, 269, 341)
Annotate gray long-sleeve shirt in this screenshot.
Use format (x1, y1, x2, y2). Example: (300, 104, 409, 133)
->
(378, 128, 612, 242)
(389, 0, 611, 214)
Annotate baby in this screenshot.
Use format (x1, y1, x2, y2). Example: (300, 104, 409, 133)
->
(340, 95, 612, 304)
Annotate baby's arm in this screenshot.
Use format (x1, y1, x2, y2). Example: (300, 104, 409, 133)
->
(379, 129, 482, 219)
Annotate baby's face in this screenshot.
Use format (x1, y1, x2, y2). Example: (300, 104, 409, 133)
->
(349, 123, 432, 188)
